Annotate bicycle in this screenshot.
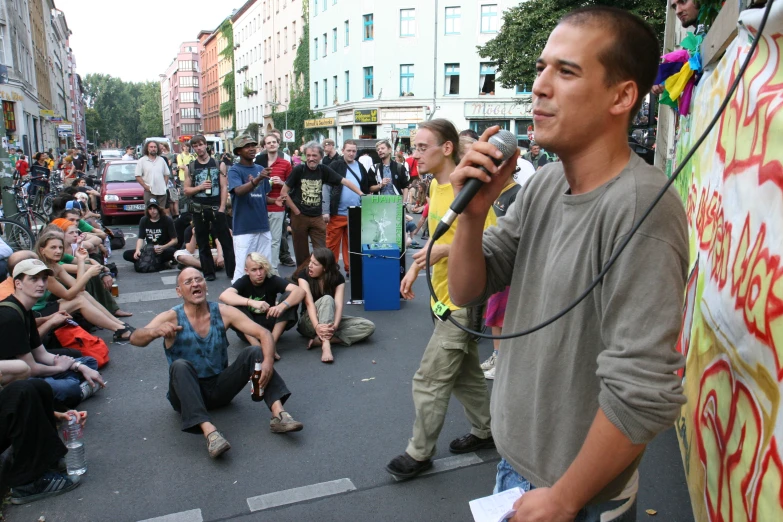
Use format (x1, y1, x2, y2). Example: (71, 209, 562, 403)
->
(0, 217, 35, 251)
(3, 184, 49, 239)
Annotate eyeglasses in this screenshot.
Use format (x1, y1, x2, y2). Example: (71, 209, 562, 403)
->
(412, 143, 440, 153)
(181, 276, 205, 287)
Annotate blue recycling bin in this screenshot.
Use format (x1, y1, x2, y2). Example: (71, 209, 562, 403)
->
(362, 243, 400, 311)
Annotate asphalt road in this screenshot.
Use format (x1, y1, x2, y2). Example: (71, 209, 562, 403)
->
(7, 225, 696, 522)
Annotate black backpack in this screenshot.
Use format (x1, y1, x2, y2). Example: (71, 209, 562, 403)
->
(135, 244, 161, 273)
(108, 228, 125, 250)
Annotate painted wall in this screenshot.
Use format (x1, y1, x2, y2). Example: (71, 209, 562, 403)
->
(672, 4, 783, 520)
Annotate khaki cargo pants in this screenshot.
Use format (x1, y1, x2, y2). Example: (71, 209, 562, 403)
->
(406, 307, 492, 461)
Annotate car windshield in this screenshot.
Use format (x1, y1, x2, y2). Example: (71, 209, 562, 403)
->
(105, 164, 137, 182)
(102, 150, 122, 158)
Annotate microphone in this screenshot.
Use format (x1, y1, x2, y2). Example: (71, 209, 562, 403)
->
(433, 130, 518, 241)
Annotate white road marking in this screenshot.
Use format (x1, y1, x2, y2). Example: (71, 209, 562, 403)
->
(116, 289, 179, 304)
(391, 453, 484, 482)
(247, 478, 356, 512)
(161, 276, 178, 285)
(137, 508, 203, 522)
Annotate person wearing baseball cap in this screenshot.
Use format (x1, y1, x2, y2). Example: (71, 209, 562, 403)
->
(227, 134, 284, 283)
(122, 197, 178, 270)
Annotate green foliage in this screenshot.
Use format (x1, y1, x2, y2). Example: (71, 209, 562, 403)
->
(246, 122, 259, 141)
(83, 73, 162, 146)
(477, 0, 667, 90)
(219, 19, 236, 132)
(272, 0, 322, 148)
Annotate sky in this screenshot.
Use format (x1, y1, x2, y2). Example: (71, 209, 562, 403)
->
(56, 0, 240, 83)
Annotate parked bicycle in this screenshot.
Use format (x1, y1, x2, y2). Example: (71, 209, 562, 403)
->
(0, 217, 35, 251)
(3, 184, 49, 239)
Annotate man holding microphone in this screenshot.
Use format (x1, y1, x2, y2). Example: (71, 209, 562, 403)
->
(448, 7, 688, 521)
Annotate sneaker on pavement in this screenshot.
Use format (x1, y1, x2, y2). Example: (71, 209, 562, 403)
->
(79, 381, 100, 401)
(205, 274, 216, 282)
(449, 434, 495, 454)
(484, 367, 496, 380)
(480, 353, 497, 371)
(270, 411, 304, 433)
(10, 471, 80, 505)
(385, 453, 433, 480)
(280, 258, 296, 267)
(207, 431, 231, 458)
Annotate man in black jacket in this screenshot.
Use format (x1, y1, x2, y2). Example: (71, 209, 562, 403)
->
(322, 140, 373, 276)
(371, 140, 409, 201)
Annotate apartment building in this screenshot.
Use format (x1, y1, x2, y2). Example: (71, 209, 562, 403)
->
(262, 0, 304, 134)
(232, 0, 264, 138)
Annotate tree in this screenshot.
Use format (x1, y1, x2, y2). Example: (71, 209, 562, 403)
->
(271, 0, 322, 148)
(138, 82, 163, 137)
(85, 108, 105, 145)
(477, 0, 667, 91)
(219, 19, 236, 133)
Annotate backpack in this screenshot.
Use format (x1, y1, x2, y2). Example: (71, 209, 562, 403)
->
(135, 244, 161, 273)
(108, 228, 125, 250)
(53, 325, 110, 368)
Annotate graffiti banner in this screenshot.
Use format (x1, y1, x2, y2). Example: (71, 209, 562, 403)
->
(671, 4, 783, 521)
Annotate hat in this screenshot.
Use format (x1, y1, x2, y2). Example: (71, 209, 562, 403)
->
(13, 259, 54, 279)
(233, 134, 258, 155)
(146, 198, 161, 209)
(51, 218, 75, 232)
(65, 200, 84, 211)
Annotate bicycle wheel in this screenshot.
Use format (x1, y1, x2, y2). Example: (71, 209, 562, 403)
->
(0, 218, 35, 251)
(41, 193, 54, 217)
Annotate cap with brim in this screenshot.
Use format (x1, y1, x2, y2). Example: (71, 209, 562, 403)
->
(13, 259, 54, 279)
(65, 200, 84, 211)
(146, 198, 160, 209)
(233, 134, 258, 155)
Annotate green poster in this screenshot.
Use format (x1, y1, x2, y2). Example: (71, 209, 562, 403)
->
(360, 195, 403, 247)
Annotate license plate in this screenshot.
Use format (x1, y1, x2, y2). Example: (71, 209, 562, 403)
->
(124, 204, 145, 211)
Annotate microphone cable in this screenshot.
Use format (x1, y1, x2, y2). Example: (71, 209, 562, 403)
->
(424, 0, 775, 340)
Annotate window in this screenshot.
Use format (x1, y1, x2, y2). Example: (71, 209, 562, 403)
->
(179, 76, 199, 87)
(333, 75, 338, 103)
(285, 74, 289, 101)
(292, 21, 297, 47)
(314, 81, 319, 107)
(445, 63, 460, 95)
(178, 60, 195, 71)
(400, 64, 414, 95)
(284, 28, 288, 51)
(400, 9, 416, 37)
(181, 108, 200, 119)
(324, 78, 328, 106)
(322, 0, 327, 11)
(363, 14, 374, 41)
(480, 4, 498, 33)
(323, 33, 327, 57)
(345, 70, 350, 101)
(180, 92, 200, 103)
(344, 20, 349, 46)
(516, 84, 529, 94)
(363, 66, 373, 98)
(332, 28, 337, 53)
(277, 32, 281, 55)
(181, 123, 199, 134)
(480, 62, 496, 94)
(445, 7, 461, 34)
(314, 0, 318, 16)
(314, 37, 318, 60)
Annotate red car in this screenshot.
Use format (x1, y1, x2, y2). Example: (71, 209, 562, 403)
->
(100, 160, 145, 224)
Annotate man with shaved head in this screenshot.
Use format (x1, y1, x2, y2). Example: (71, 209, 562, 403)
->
(130, 267, 303, 458)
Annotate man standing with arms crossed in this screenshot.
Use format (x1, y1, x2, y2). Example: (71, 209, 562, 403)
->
(255, 134, 292, 272)
(256, 129, 295, 267)
(228, 135, 283, 283)
(135, 141, 170, 215)
(385, 119, 496, 480)
(183, 135, 235, 282)
(448, 7, 688, 520)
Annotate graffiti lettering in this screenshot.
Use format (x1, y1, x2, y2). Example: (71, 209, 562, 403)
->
(694, 188, 732, 289)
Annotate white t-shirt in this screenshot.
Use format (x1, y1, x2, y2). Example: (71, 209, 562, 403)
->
(135, 155, 169, 196)
(515, 158, 536, 186)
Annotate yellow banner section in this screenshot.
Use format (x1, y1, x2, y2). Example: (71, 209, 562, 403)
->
(304, 118, 335, 129)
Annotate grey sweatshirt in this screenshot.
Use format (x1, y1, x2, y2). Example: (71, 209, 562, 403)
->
(469, 153, 688, 504)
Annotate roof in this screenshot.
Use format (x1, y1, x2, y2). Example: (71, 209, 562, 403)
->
(231, 0, 257, 22)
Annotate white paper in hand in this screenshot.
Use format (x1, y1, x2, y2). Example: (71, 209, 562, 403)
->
(469, 487, 524, 522)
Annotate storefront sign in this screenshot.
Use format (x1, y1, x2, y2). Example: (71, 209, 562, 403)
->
(354, 109, 378, 124)
(0, 90, 24, 102)
(464, 100, 533, 119)
(304, 118, 336, 129)
(40, 110, 55, 117)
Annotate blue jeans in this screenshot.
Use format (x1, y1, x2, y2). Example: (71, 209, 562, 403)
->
(494, 459, 637, 522)
(40, 356, 98, 409)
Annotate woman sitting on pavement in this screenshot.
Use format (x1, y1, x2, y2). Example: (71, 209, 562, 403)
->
(122, 198, 178, 270)
(219, 253, 305, 360)
(48, 221, 131, 318)
(57, 204, 107, 259)
(296, 248, 375, 363)
(34, 231, 133, 342)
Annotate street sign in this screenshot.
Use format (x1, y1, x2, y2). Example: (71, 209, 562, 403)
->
(283, 129, 295, 143)
(391, 130, 398, 145)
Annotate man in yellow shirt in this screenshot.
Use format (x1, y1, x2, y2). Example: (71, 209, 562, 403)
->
(386, 119, 496, 480)
(176, 143, 195, 182)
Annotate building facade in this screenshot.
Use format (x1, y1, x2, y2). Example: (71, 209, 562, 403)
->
(262, 0, 304, 134)
(308, 0, 528, 149)
(199, 29, 220, 136)
(160, 41, 202, 151)
(216, 22, 233, 140)
(43, 1, 71, 151)
(233, 0, 264, 139)
(65, 44, 86, 148)
(28, 0, 51, 151)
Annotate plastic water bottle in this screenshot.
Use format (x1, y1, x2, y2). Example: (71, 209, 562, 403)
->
(65, 414, 87, 476)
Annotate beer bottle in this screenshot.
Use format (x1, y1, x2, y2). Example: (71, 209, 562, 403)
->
(251, 360, 264, 401)
(205, 169, 212, 196)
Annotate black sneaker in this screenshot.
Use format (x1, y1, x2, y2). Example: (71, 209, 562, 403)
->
(205, 274, 216, 281)
(385, 453, 432, 480)
(280, 258, 296, 267)
(449, 434, 495, 454)
(10, 472, 80, 505)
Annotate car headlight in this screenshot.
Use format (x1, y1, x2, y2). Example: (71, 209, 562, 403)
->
(104, 194, 119, 202)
